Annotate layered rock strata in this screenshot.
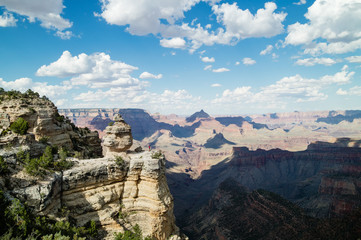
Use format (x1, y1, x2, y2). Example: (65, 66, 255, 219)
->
(102, 114, 133, 157)
(8, 152, 180, 239)
(0, 93, 102, 158)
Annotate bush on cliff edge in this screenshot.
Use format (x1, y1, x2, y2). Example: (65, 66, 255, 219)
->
(10, 117, 29, 135)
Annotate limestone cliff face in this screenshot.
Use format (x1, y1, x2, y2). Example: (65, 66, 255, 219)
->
(9, 152, 180, 239)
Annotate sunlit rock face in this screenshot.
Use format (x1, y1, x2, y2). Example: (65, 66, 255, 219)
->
(0, 94, 102, 158)
(102, 114, 133, 157)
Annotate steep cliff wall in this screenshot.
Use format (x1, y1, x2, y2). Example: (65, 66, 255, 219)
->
(8, 152, 180, 239)
(169, 139, 361, 220)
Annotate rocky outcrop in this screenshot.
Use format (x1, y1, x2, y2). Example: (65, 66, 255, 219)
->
(102, 114, 133, 157)
(0, 91, 184, 239)
(0, 92, 102, 158)
(8, 152, 181, 239)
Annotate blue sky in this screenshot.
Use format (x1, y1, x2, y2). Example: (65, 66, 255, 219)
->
(0, 0, 360, 115)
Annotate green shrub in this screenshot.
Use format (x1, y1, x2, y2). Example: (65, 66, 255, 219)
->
(115, 156, 124, 166)
(10, 117, 29, 135)
(39, 136, 49, 144)
(151, 151, 163, 159)
(0, 191, 90, 239)
(24, 146, 73, 177)
(16, 150, 29, 163)
(108, 122, 114, 126)
(0, 156, 8, 174)
(114, 225, 151, 240)
(58, 148, 68, 161)
(84, 220, 98, 237)
(73, 151, 83, 159)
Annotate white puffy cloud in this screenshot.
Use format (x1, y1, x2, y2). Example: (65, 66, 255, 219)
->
(212, 67, 230, 73)
(260, 44, 273, 55)
(36, 51, 143, 89)
(213, 66, 354, 106)
(99, 0, 199, 35)
(346, 56, 361, 63)
(211, 83, 221, 87)
(212, 2, 287, 39)
(0, 11, 17, 27)
(295, 57, 337, 66)
(160, 37, 186, 49)
(242, 57, 256, 65)
(213, 86, 253, 104)
(201, 56, 215, 63)
(294, 0, 306, 5)
(0, 77, 72, 98)
(336, 86, 361, 96)
(285, 0, 361, 55)
(98, 0, 287, 51)
(55, 30, 73, 40)
(0, 0, 72, 36)
(37, 51, 94, 77)
(139, 72, 163, 79)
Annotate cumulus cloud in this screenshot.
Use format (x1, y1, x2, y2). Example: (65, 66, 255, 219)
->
(336, 86, 361, 96)
(36, 51, 144, 89)
(260, 45, 273, 55)
(242, 57, 256, 65)
(212, 67, 230, 73)
(0, 0, 73, 37)
(211, 83, 221, 87)
(37, 51, 94, 77)
(201, 56, 215, 63)
(0, 11, 17, 27)
(346, 56, 361, 63)
(295, 57, 337, 66)
(212, 2, 287, 39)
(98, 0, 287, 51)
(160, 37, 186, 49)
(139, 72, 163, 79)
(0, 77, 71, 98)
(294, 0, 306, 5)
(285, 0, 361, 55)
(213, 66, 354, 107)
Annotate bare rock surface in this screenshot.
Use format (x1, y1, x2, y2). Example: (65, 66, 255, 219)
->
(5, 152, 183, 240)
(102, 114, 133, 157)
(0, 93, 102, 158)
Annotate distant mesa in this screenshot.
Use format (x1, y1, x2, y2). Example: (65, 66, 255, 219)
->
(215, 116, 268, 130)
(270, 112, 279, 119)
(204, 133, 235, 149)
(186, 109, 210, 122)
(316, 110, 361, 124)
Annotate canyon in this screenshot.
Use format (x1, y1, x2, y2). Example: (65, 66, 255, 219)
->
(59, 108, 361, 239)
